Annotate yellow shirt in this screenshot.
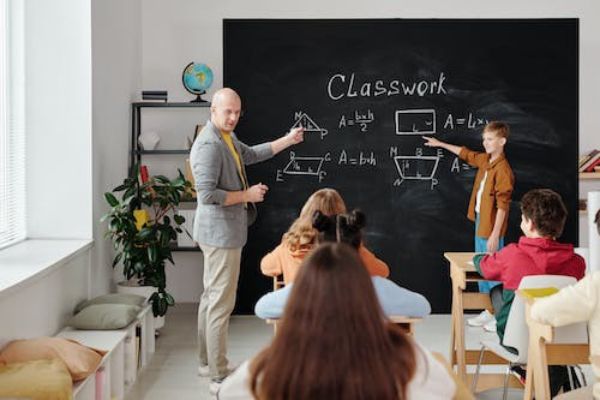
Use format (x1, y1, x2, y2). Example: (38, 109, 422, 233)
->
(221, 131, 247, 189)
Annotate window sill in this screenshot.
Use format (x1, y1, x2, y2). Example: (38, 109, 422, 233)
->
(0, 239, 93, 299)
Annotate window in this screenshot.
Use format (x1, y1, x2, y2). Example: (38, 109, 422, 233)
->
(0, 0, 25, 249)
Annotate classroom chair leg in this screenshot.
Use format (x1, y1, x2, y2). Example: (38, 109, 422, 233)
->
(502, 363, 512, 400)
(471, 346, 486, 393)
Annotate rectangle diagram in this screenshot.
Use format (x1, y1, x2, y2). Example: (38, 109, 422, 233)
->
(395, 109, 436, 135)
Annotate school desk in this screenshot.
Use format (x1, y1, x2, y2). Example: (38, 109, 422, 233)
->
(444, 252, 521, 392)
(518, 290, 590, 400)
(266, 315, 421, 336)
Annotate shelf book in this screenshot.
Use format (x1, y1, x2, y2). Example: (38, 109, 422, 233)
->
(579, 149, 600, 172)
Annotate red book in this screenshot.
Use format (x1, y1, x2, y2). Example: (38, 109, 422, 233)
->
(140, 165, 149, 183)
(580, 150, 600, 172)
(585, 156, 600, 172)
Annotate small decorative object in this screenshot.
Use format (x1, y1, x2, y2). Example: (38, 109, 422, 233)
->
(138, 131, 160, 150)
(185, 123, 204, 149)
(142, 90, 168, 102)
(182, 62, 213, 103)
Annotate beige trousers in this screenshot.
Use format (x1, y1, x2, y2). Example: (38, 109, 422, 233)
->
(197, 244, 242, 379)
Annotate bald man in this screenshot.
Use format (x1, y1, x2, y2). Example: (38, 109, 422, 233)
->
(190, 88, 303, 393)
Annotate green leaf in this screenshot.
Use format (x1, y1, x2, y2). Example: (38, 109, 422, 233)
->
(112, 253, 122, 268)
(104, 193, 119, 207)
(154, 175, 170, 184)
(165, 293, 175, 306)
(148, 246, 157, 263)
(113, 184, 128, 192)
(174, 214, 185, 225)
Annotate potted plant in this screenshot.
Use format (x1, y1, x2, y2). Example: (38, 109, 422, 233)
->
(102, 165, 192, 318)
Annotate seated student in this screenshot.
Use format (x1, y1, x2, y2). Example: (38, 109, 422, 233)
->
(528, 209, 600, 400)
(219, 243, 455, 400)
(473, 189, 585, 394)
(260, 188, 389, 284)
(473, 188, 585, 343)
(255, 210, 430, 320)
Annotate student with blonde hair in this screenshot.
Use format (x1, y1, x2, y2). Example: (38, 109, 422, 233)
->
(219, 243, 454, 400)
(255, 209, 430, 320)
(260, 188, 389, 284)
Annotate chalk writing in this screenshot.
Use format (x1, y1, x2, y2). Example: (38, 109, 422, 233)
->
(338, 109, 375, 132)
(451, 157, 471, 173)
(338, 150, 376, 166)
(443, 112, 488, 130)
(291, 112, 328, 139)
(395, 109, 436, 135)
(390, 147, 440, 190)
(276, 151, 331, 182)
(326, 72, 447, 101)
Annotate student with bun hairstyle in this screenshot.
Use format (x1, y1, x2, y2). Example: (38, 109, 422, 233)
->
(254, 209, 430, 320)
(260, 188, 389, 284)
(218, 243, 454, 400)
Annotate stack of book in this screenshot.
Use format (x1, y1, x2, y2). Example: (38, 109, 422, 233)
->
(579, 149, 600, 172)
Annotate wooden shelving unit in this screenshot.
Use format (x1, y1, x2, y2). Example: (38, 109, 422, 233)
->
(579, 172, 600, 180)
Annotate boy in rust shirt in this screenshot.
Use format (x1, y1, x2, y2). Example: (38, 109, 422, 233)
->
(424, 121, 514, 328)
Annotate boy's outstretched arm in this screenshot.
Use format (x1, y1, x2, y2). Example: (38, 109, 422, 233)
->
(422, 136, 462, 156)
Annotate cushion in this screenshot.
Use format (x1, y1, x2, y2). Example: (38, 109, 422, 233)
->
(68, 304, 141, 330)
(0, 359, 72, 400)
(0, 337, 104, 381)
(74, 293, 146, 314)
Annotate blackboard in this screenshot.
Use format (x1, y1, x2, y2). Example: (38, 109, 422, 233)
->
(223, 19, 579, 313)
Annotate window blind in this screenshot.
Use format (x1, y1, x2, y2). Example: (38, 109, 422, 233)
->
(0, 0, 25, 249)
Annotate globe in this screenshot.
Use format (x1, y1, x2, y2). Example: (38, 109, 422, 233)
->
(182, 62, 213, 103)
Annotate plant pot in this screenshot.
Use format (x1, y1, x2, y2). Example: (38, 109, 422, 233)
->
(117, 280, 165, 329)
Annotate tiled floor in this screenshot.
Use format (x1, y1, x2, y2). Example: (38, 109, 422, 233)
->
(126, 305, 587, 399)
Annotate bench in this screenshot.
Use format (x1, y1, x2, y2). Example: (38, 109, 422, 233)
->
(56, 305, 155, 400)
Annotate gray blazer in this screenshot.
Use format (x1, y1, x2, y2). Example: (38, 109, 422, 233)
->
(190, 120, 273, 248)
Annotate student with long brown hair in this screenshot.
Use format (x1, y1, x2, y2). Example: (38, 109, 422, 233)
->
(260, 188, 389, 284)
(218, 243, 454, 399)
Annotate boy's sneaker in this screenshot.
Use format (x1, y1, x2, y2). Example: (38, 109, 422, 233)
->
(510, 365, 527, 385)
(483, 319, 497, 333)
(467, 310, 495, 327)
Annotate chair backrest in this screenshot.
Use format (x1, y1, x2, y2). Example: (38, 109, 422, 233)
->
(503, 275, 583, 363)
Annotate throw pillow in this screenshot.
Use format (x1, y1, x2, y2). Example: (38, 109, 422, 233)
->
(74, 293, 146, 314)
(68, 304, 141, 330)
(0, 337, 104, 381)
(0, 359, 72, 400)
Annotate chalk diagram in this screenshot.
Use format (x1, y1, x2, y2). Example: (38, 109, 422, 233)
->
(282, 151, 331, 181)
(393, 155, 440, 186)
(395, 109, 436, 135)
(292, 112, 328, 139)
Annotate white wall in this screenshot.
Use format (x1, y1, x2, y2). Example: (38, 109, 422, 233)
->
(91, 0, 142, 296)
(0, 250, 89, 348)
(136, 0, 600, 301)
(25, 0, 92, 239)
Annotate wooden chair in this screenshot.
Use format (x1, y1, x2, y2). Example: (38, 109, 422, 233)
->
(472, 275, 579, 400)
(273, 274, 285, 291)
(266, 275, 422, 335)
(521, 291, 590, 400)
